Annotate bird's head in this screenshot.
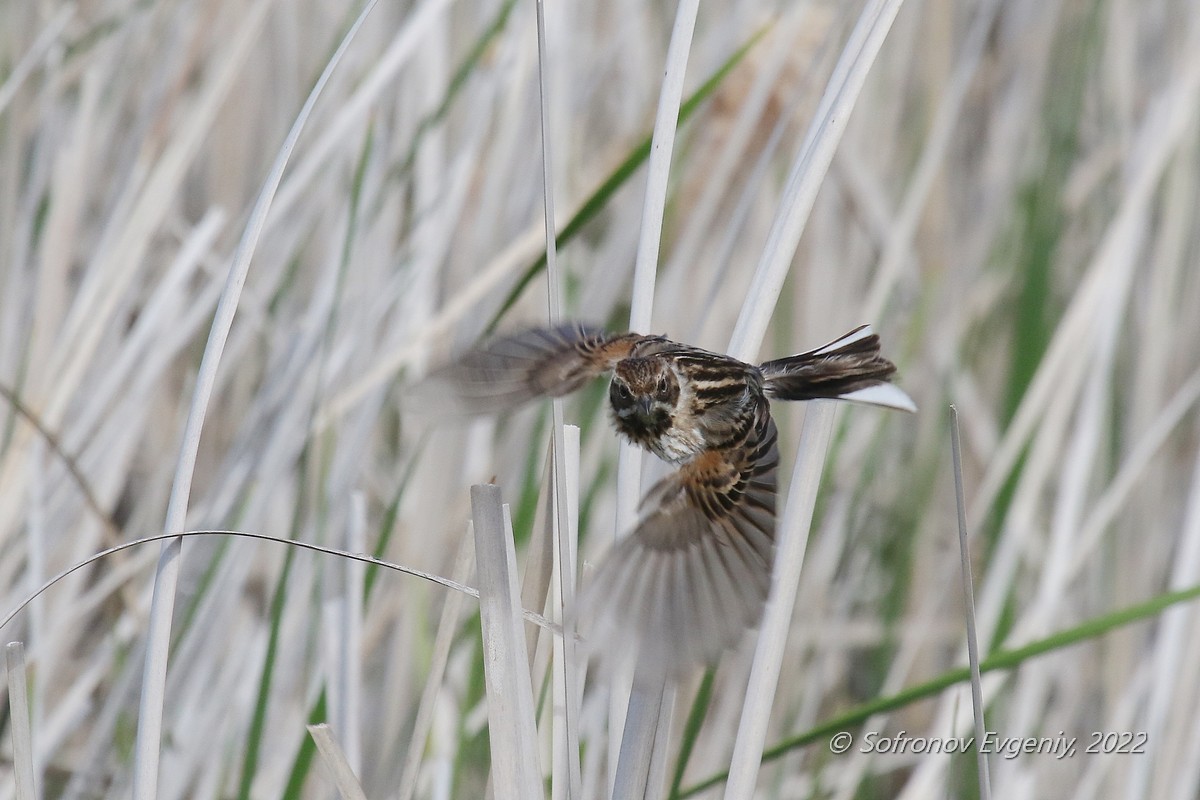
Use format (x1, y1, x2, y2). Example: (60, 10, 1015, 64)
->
(609, 357, 680, 437)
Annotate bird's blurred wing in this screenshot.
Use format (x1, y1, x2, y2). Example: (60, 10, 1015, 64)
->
(579, 401, 779, 683)
(411, 323, 643, 415)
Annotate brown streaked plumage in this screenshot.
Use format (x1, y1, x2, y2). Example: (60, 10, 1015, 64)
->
(417, 322, 914, 682)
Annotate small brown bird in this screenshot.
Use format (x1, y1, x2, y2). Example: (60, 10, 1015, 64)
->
(422, 323, 913, 680)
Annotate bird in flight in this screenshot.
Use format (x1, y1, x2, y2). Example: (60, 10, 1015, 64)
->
(420, 323, 913, 681)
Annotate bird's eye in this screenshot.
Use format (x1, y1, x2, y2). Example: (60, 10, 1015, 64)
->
(655, 376, 671, 399)
(615, 383, 631, 400)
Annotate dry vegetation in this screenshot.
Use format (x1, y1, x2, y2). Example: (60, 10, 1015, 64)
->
(2, 0, 1200, 797)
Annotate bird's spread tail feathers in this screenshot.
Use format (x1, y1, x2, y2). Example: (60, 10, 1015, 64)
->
(760, 325, 916, 412)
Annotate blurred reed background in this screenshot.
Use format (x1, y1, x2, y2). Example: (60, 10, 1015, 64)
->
(2, 0, 1200, 797)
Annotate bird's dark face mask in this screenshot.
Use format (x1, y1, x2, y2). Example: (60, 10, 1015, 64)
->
(609, 359, 678, 444)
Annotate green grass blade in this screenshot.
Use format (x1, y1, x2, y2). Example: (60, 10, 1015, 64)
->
(486, 24, 770, 332)
(236, 548, 295, 800)
(678, 581, 1200, 798)
(667, 668, 714, 800)
(281, 690, 328, 800)
(395, 0, 518, 179)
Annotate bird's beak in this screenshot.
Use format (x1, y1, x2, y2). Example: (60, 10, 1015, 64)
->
(635, 396, 653, 420)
